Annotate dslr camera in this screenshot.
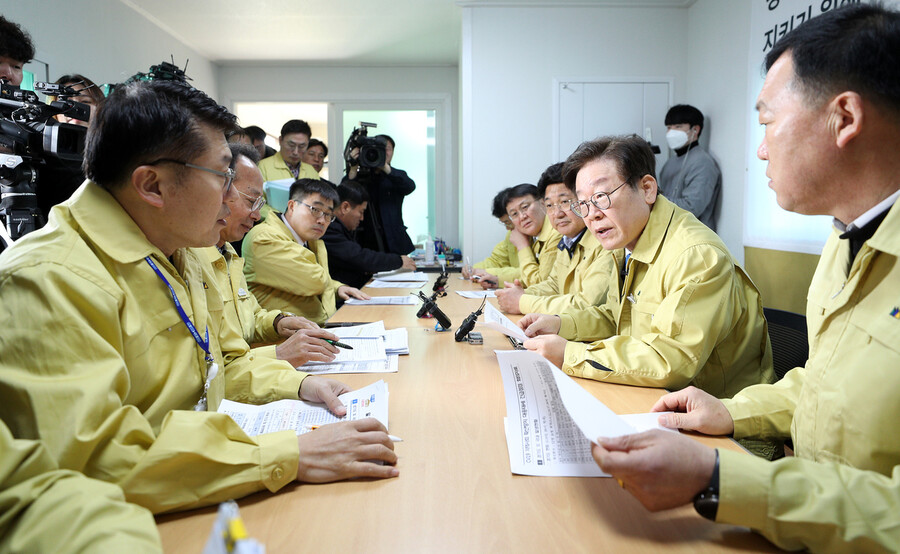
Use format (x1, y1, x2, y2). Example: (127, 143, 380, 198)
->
(343, 121, 387, 175)
(0, 81, 89, 247)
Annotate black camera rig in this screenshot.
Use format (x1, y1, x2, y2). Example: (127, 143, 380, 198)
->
(343, 121, 387, 175)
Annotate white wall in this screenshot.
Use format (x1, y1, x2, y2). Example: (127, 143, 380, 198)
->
(217, 63, 459, 246)
(461, 6, 689, 262)
(0, 0, 217, 97)
(684, 0, 752, 263)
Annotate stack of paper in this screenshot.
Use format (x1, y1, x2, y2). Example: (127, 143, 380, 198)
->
(496, 350, 672, 477)
(368, 271, 429, 289)
(344, 296, 418, 306)
(218, 380, 389, 436)
(480, 302, 528, 343)
(456, 290, 496, 299)
(300, 322, 409, 374)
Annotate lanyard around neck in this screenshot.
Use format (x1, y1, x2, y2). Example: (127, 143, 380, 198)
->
(144, 256, 211, 362)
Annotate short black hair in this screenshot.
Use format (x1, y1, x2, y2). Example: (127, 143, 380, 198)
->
(337, 180, 369, 207)
(766, 3, 900, 116)
(376, 134, 395, 149)
(491, 188, 510, 219)
(505, 184, 539, 208)
(84, 80, 236, 189)
(562, 135, 656, 191)
(0, 15, 35, 64)
(308, 138, 328, 157)
(537, 162, 565, 197)
(289, 178, 339, 208)
(229, 142, 261, 165)
(244, 125, 267, 142)
(664, 104, 704, 136)
(280, 119, 312, 138)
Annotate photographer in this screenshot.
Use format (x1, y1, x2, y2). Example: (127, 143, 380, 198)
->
(0, 15, 34, 88)
(342, 132, 415, 255)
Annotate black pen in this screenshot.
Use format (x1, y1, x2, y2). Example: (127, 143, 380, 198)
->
(324, 338, 354, 350)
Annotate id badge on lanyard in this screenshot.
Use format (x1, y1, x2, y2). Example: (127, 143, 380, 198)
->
(145, 256, 217, 411)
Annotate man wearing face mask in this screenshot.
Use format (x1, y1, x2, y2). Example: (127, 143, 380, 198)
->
(659, 105, 722, 231)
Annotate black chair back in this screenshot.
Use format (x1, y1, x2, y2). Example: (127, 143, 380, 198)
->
(763, 307, 809, 381)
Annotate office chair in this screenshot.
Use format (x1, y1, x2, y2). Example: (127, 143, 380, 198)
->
(763, 307, 809, 381)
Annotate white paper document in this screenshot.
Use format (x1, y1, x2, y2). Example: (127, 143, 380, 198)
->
(330, 321, 386, 338)
(456, 290, 496, 299)
(302, 354, 400, 374)
(368, 280, 426, 289)
(371, 271, 429, 282)
(218, 380, 389, 436)
(497, 350, 642, 477)
(481, 302, 528, 343)
(304, 336, 386, 365)
(344, 296, 417, 306)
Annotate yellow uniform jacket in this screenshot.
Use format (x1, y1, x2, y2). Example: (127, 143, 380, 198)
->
(515, 216, 563, 287)
(557, 195, 773, 398)
(718, 199, 900, 552)
(243, 214, 344, 325)
(473, 231, 521, 284)
(519, 230, 613, 314)
(0, 422, 162, 552)
(204, 244, 280, 358)
(0, 182, 306, 514)
(258, 151, 319, 183)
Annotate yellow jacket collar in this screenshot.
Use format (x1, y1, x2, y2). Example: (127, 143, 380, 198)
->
(863, 194, 900, 256)
(68, 181, 164, 264)
(629, 194, 676, 265)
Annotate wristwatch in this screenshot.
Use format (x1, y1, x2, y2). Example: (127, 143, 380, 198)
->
(693, 448, 720, 521)
(273, 311, 297, 333)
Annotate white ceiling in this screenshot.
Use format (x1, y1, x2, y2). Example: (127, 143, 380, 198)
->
(121, 0, 696, 66)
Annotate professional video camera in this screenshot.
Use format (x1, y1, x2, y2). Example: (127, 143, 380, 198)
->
(0, 80, 90, 247)
(343, 121, 387, 175)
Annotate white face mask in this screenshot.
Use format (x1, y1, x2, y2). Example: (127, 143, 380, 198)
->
(666, 129, 691, 150)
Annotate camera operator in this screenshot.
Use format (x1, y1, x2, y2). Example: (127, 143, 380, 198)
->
(0, 15, 33, 89)
(342, 133, 415, 255)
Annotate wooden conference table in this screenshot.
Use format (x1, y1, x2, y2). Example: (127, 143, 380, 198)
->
(156, 275, 776, 553)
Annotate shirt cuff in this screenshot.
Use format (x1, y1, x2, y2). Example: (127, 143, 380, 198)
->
(558, 313, 577, 339)
(562, 341, 588, 376)
(256, 430, 300, 492)
(252, 344, 278, 360)
(722, 398, 763, 439)
(716, 448, 771, 531)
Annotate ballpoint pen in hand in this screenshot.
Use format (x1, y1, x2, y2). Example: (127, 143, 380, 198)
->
(323, 338, 354, 350)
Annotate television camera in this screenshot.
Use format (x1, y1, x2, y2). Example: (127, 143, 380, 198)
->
(343, 121, 387, 175)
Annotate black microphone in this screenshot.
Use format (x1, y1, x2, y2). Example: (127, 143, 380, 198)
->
(455, 298, 486, 342)
(433, 270, 449, 292)
(415, 291, 452, 330)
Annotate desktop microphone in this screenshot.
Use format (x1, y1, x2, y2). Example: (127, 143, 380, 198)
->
(415, 291, 452, 330)
(455, 297, 486, 342)
(433, 270, 449, 292)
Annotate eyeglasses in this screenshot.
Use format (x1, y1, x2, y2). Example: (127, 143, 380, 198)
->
(298, 201, 336, 222)
(544, 200, 575, 214)
(508, 201, 539, 221)
(147, 158, 235, 193)
(236, 188, 266, 212)
(570, 182, 628, 217)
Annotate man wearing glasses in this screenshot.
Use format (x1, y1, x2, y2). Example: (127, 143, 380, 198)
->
(258, 119, 320, 183)
(496, 162, 614, 315)
(243, 179, 370, 325)
(0, 81, 398, 515)
(518, 136, 773, 404)
(205, 143, 343, 367)
(475, 183, 561, 289)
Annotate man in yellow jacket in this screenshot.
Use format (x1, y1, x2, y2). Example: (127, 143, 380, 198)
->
(257, 119, 320, 183)
(243, 179, 369, 325)
(0, 421, 162, 552)
(0, 81, 397, 515)
(205, 143, 341, 367)
(497, 162, 614, 315)
(466, 188, 519, 281)
(589, 5, 900, 551)
(521, 136, 772, 400)
(475, 183, 561, 289)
